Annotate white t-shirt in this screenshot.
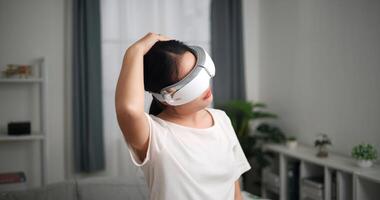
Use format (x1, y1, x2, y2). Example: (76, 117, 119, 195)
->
(127, 108, 251, 200)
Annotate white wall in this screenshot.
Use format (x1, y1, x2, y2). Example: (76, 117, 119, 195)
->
(0, 0, 66, 186)
(243, 0, 380, 155)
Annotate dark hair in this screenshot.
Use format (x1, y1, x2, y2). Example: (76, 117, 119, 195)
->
(144, 40, 194, 116)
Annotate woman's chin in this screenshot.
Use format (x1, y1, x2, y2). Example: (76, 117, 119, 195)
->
(201, 95, 213, 106)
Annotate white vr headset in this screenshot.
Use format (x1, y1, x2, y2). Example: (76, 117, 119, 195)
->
(150, 46, 216, 106)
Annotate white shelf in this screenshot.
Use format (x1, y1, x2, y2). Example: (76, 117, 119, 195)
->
(264, 144, 380, 174)
(357, 171, 380, 184)
(0, 58, 47, 187)
(262, 143, 380, 200)
(0, 78, 43, 83)
(0, 134, 45, 142)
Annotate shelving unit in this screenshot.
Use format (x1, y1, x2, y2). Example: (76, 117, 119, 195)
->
(0, 58, 47, 189)
(262, 144, 380, 200)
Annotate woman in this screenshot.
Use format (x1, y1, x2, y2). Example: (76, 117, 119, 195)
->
(115, 33, 251, 200)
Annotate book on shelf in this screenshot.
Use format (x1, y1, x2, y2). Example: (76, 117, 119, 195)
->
(302, 176, 324, 189)
(0, 172, 27, 192)
(300, 176, 324, 200)
(0, 172, 26, 184)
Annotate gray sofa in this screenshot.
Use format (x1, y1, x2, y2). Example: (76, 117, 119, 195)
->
(0, 177, 149, 200)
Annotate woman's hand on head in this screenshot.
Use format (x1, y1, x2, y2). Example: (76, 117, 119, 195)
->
(128, 32, 171, 55)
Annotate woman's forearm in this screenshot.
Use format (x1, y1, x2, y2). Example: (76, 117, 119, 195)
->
(115, 46, 145, 113)
(234, 180, 242, 200)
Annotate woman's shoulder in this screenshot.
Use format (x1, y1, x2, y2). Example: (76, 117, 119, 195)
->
(207, 108, 230, 122)
(145, 112, 170, 129)
(207, 107, 227, 117)
(208, 108, 235, 127)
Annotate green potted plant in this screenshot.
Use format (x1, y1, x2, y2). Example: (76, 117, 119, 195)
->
(314, 133, 332, 158)
(286, 136, 298, 149)
(351, 143, 378, 168)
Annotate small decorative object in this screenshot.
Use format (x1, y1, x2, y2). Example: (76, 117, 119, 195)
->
(7, 121, 31, 135)
(17, 65, 32, 78)
(2, 64, 18, 77)
(314, 133, 332, 158)
(2, 64, 32, 78)
(351, 143, 377, 168)
(286, 136, 298, 149)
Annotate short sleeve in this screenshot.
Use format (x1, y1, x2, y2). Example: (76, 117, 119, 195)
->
(126, 112, 153, 167)
(231, 138, 252, 181)
(221, 111, 252, 180)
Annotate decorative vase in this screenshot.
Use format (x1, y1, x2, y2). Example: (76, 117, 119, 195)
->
(316, 145, 329, 158)
(286, 140, 298, 149)
(357, 160, 373, 168)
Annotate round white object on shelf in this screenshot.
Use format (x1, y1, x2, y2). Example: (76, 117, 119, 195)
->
(357, 160, 373, 168)
(286, 141, 298, 149)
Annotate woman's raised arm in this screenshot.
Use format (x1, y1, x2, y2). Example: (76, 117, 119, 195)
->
(115, 33, 169, 161)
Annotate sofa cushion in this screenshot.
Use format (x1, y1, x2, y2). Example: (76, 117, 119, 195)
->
(0, 180, 77, 200)
(76, 177, 148, 200)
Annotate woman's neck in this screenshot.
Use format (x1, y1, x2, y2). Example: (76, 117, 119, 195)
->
(158, 107, 208, 126)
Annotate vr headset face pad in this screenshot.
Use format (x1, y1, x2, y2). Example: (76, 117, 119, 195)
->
(151, 46, 215, 106)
